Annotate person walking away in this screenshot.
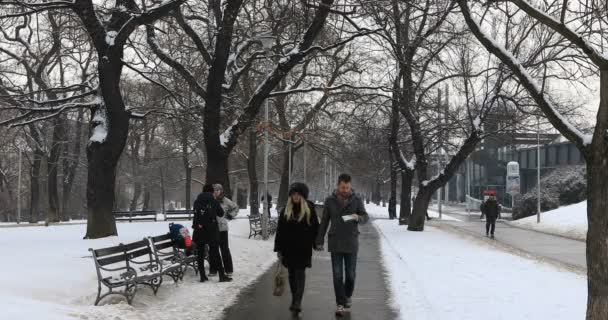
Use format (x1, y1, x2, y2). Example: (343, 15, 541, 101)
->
(210, 184, 239, 277)
(274, 182, 319, 316)
(481, 195, 500, 238)
(262, 193, 273, 218)
(316, 173, 369, 317)
(192, 184, 232, 282)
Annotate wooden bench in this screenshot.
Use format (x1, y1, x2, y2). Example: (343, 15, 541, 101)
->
(114, 210, 157, 222)
(164, 210, 193, 221)
(148, 233, 198, 280)
(247, 215, 277, 239)
(89, 239, 179, 305)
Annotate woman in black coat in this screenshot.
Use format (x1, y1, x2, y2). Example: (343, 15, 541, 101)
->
(192, 184, 231, 283)
(274, 182, 319, 316)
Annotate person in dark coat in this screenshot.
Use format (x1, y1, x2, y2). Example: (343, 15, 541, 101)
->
(262, 193, 273, 218)
(316, 173, 369, 317)
(274, 182, 319, 316)
(192, 184, 232, 282)
(481, 195, 501, 238)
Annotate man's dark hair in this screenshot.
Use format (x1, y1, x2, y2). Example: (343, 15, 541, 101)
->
(202, 184, 214, 193)
(338, 173, 351, 184)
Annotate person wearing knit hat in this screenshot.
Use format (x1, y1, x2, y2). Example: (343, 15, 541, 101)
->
(211, 184, 239, 276)
(274, 182, 319, 316)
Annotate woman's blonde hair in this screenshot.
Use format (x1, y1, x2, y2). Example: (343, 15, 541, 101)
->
(285, 195, 312, 225)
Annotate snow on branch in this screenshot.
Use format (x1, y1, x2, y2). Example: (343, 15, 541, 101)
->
(219, 120, 238, 148)
(268, 84, 390, 97)
(458, 0, 591, 148)
(399, 150, 417, 171)
(89, 96, 108, 145)
(506, 0, 608, 69)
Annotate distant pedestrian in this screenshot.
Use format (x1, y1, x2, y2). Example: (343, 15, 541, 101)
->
(210, 184, 239, 277)
(481, 195, 500, 238)
(192, 184, 232, 283)
(274, 182, 319, 316)
(262, 193, 273, 218)
(316, 173, 369, 317)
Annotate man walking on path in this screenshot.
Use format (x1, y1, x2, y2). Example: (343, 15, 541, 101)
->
(211, 184, 239, 277)
(316, 173, 369, 317)
(480, 195, 501, 238)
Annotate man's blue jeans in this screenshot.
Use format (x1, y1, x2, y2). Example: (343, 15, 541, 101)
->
(331, 252, 358, 306)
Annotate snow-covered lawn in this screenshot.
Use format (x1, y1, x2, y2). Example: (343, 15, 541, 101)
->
(0, 217, 275, 320)
(374, 220, 586, 320)
(510, 201, 587, 241)
(367, 203, 461, 221)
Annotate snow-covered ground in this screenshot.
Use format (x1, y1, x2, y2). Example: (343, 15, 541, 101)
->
(510, 201, 587, 241)
(366, 203, 461, 221)
(0, 214, 275, 320)
(374, 220, 586, 320)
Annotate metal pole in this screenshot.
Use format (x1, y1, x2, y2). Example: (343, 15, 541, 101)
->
(438, 159, 442, 219)
(466, 158, 470, 216)
(288, 139, 292, 186)
(537, 117, 541, 224)
(160, 167, 166, 221)
(263, 98, 270, 239)
(17, 149, 22, 224)
(324, 155, 327, 194)
(303, 142, 307, 184)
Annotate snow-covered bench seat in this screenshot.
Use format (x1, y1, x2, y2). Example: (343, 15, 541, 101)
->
(114, 210, 157, 223)
(247, 215, 277, 239)
(148, 233, 197, 280)
(164, 210, 193, 221)
(89, 239, 169, 305)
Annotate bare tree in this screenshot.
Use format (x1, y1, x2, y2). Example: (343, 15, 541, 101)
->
(458, 0, 608, 317)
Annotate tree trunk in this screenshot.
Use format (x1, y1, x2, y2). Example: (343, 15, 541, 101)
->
(585, 160, 608, 319)
(142, 188, 151, 211)
(277, 142, 291, 210)
(388, 150, 397, 220)
(408, 187, 433, 231)
(248, 128, 259, 215)
(129, 182, 142, 211)
(184, 166, 192, 211)
(62, 110, 84, 220)
(29, 149, 43, 223)
(84, 65, 130, 239)
(206, 149, 231, 198)
(585, 72, 608, 320)
(399, 169, 413, 225)
(47, 115, 65, 223)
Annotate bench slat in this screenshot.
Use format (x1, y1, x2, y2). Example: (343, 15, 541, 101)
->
(123, 240, 150, 252)
(97, 253, 128, 266)
(94, 245, 125, 257)
(128, 247, 152, 260)
(151, 234, 172, 242)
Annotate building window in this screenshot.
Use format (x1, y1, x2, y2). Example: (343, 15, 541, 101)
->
(559, 145, 569, 165)
(529, 149, 536, 168)
(548, 146, 557, 166)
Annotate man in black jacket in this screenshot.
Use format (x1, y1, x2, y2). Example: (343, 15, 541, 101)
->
(316, 174, 369, 316)
(192, 184, 232, 282)
(481, 195, 501, 239)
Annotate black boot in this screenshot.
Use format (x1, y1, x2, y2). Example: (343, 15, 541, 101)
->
(219, 273, 233, 282)
(200, 275, 209, 283)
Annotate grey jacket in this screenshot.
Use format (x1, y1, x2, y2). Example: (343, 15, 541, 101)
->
(316, 191, 369, 253)
(217, 196, 239, 232)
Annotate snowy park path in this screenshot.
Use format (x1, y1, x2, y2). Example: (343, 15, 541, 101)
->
(435, 205, 586, 271)
(375, 220, 586, 320)
(221, 221, 398, 320)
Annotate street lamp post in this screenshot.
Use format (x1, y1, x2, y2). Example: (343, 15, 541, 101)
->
(17, 148, 22, 224)
(537, 116, 541, 224)
(260, 35, 273, 240)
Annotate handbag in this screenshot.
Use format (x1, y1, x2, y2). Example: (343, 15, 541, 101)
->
(272, 262, 286, 296)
